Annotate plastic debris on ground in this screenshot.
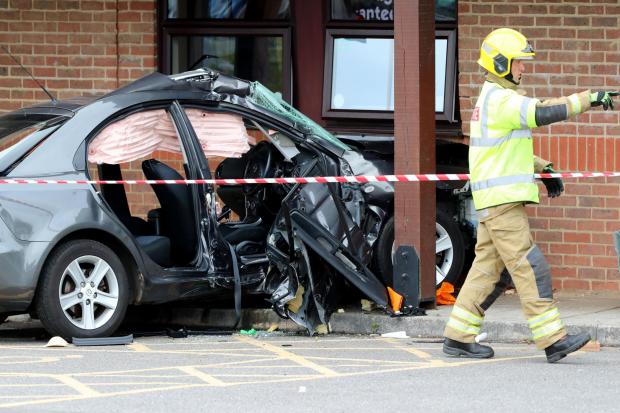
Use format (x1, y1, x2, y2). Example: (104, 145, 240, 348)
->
(72, 334, 133, 346)
(315, 324, 329, 335)
(380, 331, 409, 339)
(361, 299, 376, 313)
(239, 329, 257, 336)
(337, 308, 345, 313)
(45, 336, 69, 347)
(436, 282, 456, 305)
(267, 324, 279, 333)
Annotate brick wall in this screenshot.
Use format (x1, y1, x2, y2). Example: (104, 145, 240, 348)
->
(0, 0, 157, 110)
(458, 0, 620, 291)
(1, 0, 161, 220)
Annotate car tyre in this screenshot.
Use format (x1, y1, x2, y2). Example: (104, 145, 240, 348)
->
(36, 240, 129, 339)
(375, 209, 466, 288)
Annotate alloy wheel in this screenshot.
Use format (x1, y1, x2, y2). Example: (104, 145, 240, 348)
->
(57, 255, 119, 330)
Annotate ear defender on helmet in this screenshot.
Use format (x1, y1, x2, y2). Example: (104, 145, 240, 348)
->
(493, 54, 510, 77)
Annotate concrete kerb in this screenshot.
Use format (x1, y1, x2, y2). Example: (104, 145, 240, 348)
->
(158, 307, 620, 347)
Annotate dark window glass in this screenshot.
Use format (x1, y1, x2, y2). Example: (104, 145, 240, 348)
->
(435, 0, 456, 21)
(171, 35, 284, 95)
(168, 0, 290, 20)
(0, 114, 65, 175)
(330, 0, 456, 22)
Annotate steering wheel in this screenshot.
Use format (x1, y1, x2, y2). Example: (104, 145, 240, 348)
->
(243, 141, 272, 195)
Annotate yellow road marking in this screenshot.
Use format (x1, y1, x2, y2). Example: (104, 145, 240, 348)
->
(128, 342, 152, 352)
(235, 336, 339, 377)
(380, 338, 434, 360)
(55, 375, 100, 397)
(301, 355, 427, 365)
(0, 356, 60, 365)
(70, 357, 280, 377)
(0, 395, 72, 399)
(177, 366, 226, 386)
(0, 384, 65, 387)
(0, 352, 552, 410)
(83, 381, 191, 386)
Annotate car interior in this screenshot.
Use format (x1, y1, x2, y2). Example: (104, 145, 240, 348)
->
(87, 107, 289, 269)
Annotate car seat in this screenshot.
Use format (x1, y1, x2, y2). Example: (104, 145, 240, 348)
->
(142, 159, 197, 266)
(97, 163, 150, 235)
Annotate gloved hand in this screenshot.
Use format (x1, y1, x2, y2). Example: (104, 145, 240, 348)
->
(541, 166, 564, 198)
(590, 91, 619, 110)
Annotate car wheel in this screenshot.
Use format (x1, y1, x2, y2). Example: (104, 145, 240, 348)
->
(36, 240, 129, 339)
(375, 209, 466, 288)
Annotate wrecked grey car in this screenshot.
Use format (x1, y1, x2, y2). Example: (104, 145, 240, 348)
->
(0, 68, 396, 338)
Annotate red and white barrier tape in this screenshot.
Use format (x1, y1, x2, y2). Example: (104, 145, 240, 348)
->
(0, 172, 618, 185)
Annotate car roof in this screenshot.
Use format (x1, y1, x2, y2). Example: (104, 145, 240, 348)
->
(11, 95, 100, 117)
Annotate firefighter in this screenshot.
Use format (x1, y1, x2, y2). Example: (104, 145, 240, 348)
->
(443, 28, 618, 363)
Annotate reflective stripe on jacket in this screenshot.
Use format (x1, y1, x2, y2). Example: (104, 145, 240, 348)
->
(469, 81, 539, 210)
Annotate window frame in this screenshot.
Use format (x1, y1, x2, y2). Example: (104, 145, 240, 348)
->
(434, 29, 457, 122)
(322, 28, 457, 122)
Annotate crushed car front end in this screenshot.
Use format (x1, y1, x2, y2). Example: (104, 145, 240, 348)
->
(178, 69, 393, 333)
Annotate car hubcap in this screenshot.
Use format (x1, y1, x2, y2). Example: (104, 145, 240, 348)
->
(58, 255, 119, 330)
(391, 222, 454, 286)
(435, 222, 454, 285)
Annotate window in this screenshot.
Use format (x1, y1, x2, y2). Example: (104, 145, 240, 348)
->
(170, 33, 286, 96)
(159, 0, 292, 101)
(435, 30, 457, 121)
(323, 29, 457, 121)
(0, 114, 66, 175)
(167, 0, 290, 20)
(330, 0, 456, 22)
(323, 30, 394, 118)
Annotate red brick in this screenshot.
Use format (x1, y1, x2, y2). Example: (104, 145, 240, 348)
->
(564, 232, 591, 243)
(564, 255, 591, 266)
(593, 257, 619, 268)
(591, 281, 620, 292)
(551, 242, 579, 254)
(548, 219, 577, 230)
(592, 233, 614, 245)
(592, 209, 619, 220)
(578, 244, 607, 256)
(577, 220, 605, 231)
(564, 17, 590, 27)
(578, 196, 604, 208)
(562, 280, 590, 290)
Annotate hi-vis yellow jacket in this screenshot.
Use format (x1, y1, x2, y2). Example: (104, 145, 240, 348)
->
(469, 77, 590, 210)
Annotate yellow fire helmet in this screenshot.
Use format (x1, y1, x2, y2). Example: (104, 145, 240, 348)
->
(477, 28, 535, 77)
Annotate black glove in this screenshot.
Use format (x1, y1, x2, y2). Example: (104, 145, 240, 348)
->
(590, 91, 619, 110)
(541, 166, 564, 198)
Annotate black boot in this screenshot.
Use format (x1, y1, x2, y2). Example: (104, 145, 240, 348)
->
(443, 338, 494, 358)
(545, 333, 591, 363)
